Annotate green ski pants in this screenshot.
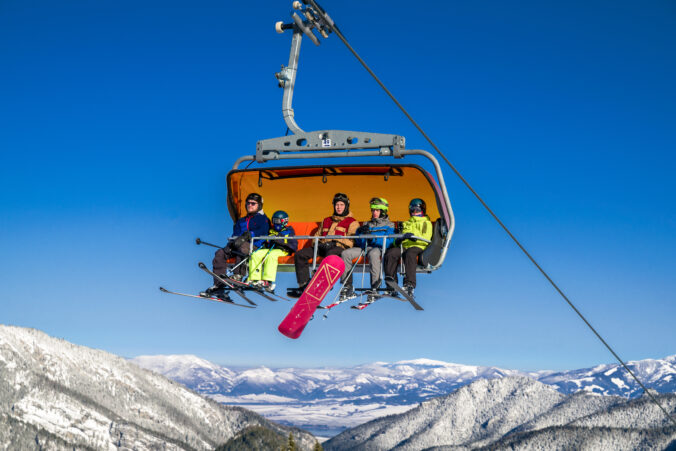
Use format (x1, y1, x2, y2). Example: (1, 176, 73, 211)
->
(248, 248, 289, 282)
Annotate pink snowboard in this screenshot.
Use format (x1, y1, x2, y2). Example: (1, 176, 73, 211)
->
(278, 255, 345, 339)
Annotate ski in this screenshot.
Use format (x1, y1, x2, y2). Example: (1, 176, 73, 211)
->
(159, 287, 256, 309)
(197, 262, 257, 306)
(223, 277, 290, 303)
(384, 280, 424, 311)
(317, 297, 351, 310)
(350, 293, 382, 310)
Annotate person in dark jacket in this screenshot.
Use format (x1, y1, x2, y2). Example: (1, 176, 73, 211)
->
(338, 197, 395, 301)
(201, 193, 270, 299)
(248, 210, 297, 293)
(288, 193, 360, 297)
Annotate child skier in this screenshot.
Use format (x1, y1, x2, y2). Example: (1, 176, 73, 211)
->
(248, 210, 297, 292)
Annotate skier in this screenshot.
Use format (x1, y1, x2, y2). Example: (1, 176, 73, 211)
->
(248, 210, 297, 292)
(201, 193, 270, 299)
(338, 197, 395, 301)
(288, 193, 360, 297)
(383, 198, 433, 297)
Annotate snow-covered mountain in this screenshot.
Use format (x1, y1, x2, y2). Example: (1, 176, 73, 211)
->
(130, 353, 676, 437)
(535, 355, 676, 397)
(0, 325, 316, 450)
(322, 377, 676, 450)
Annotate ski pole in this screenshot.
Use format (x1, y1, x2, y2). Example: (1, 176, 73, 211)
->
(323, 248, 364, 319)
(195, 237, 224, 248)
(227, 255, 250, 276)
(359, 247, 367, 299)
(195, 236, 248, 273)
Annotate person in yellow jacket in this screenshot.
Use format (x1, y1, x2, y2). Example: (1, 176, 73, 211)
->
(384, 198, 433, 297)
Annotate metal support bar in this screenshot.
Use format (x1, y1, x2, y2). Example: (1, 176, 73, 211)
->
(277, 27, 304, 134)
(256, 130, 405, 162)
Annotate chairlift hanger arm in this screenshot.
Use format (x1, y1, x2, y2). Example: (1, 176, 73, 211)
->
(274, 1, 334, 134)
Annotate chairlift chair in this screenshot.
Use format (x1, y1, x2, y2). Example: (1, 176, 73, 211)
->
(225, 1, 456, 276)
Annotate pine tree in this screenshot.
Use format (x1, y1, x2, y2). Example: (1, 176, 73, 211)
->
(286, 432, 297, 451)
(313, 440, 323, 451)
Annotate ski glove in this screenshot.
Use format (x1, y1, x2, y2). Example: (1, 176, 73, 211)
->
(402, 232, 417, 241)
(356, 224, 370, 235)
(231, 231, 252, 249)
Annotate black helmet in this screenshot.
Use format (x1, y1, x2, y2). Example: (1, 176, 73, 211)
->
(245, 193, 263, 211)
(409, 198, 426, 215)
(332, 193, 350, 216)
(272, 210, 289, 231)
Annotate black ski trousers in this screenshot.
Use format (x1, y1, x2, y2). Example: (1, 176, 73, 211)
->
(212, 242, 251, 285)
(384, 246, 424, 288)
(294, 244, 344, 287)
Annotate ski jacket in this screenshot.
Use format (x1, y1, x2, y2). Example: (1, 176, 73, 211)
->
(401, 215, 433, 250)
(262, 226, 297, 254)
(355, 216, 396, 250)
(316, 212, 359, 249)
(232, 211, 271, 248)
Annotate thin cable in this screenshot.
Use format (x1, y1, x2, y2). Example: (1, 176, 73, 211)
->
(309, 0, 676, 428)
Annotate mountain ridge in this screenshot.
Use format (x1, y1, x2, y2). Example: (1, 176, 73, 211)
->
(321, 377, 676, 450)
(0, 325, 316, 450)
(131, 353, 676, 438)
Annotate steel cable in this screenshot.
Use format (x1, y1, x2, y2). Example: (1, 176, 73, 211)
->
(307, 0, 676, 428)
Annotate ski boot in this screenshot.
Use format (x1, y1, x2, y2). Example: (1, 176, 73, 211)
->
(352, 293, 378, 310)
(338, 285, 357, 302)
(287, 285, 306, 298)
(200, 285, 231, 301)
(404, 283, 415, 298)
(252, 280, 276, 293)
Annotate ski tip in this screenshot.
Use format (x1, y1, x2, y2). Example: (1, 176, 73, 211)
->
(197, 262, 207, 269)
(159, 287, 169, 293)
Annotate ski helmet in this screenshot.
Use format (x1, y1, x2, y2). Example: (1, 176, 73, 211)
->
(369, 197, 389, 217)
(409, 198, 426, 215)
(245, 193, 263, 211)
(272, 210, 289, 232)
(332, 192, 350, 216)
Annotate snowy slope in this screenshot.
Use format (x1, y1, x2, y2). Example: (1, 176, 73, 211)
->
(0, 325, 316, 450)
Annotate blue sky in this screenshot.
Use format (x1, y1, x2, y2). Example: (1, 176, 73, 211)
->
(1, 0, 674, 371)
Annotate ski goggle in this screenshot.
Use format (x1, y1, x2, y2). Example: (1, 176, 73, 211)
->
(409, 205, 423, 213)
(246, 200, 258, 206)
(272, 217, 288, 231)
